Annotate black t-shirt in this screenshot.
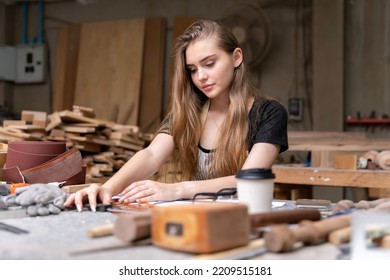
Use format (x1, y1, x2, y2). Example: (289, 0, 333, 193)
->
(248, 98, 289, 153)
(157, 97, 289, 153)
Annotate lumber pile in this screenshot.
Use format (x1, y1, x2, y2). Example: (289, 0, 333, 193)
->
(0, 107, 153, 182)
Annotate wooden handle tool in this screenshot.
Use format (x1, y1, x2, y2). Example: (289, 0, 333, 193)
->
(250, 208, 321, 229)
(372, 235, 390, 248)
(264, 213, 351, 253)
(328, 226, 351, 245)
(113, 212, 152, 242)
(88, 223, 114, 238)
(354, 198, 390, 209)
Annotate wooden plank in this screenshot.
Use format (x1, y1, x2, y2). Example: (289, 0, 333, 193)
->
(74, 18, 145, 125)
(289, 141, 390, 152)
(312, 0, 344, 130)
(60, 125, 96, 134)
(139, 18, 166, 133)
(53, 24, 81, 112)
(58, 110, 110, 126)
(109, 131, 144, 146)
(3, 120, 26, 127)
(288, 131, 366, 144)
(311, 150, 364, 168)
(273, 165, 390, 189)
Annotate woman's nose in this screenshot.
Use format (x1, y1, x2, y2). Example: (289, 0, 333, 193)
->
(197, 69, 207, 81)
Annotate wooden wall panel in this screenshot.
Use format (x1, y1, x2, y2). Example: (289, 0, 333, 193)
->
(53, 24, 81, 112)
(74, 18, 145, 125)
(138, 18, 166, 133)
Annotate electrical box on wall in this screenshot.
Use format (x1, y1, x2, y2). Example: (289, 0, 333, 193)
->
(0, 44, 45, 84)
(288, 97, 303, 121)
(15, 44, 45, 83)
(0, 45, 16, 81)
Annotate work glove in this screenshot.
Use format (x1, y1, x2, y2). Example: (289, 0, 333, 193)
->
(6, 183, 69, 217)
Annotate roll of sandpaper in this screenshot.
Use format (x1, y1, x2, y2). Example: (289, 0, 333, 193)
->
(2, 141, 86, 185)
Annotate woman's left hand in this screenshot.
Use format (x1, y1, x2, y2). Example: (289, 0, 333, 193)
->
(118, 180, 182, 203)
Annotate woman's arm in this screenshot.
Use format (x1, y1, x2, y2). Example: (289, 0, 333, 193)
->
(102, 133, 175, 195)
(64, 133, 174, 210)
(118, 142, 280, 202)
(242, 142, 280, 169)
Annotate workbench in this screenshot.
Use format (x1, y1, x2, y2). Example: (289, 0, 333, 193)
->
(274, 164, 390, 189)
(0, 201, 343, 260)
(279, 131, 390, 199)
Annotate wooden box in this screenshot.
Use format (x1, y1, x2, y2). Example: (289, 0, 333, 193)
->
(151, 202, 250, 254)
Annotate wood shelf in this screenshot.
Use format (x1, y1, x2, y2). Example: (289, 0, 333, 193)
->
(273, 165, 390, 189)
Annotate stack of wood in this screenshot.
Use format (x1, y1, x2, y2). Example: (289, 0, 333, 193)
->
(0, 106, 153, 182)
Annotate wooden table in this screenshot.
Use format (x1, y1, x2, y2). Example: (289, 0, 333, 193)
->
(0, 201, 343, 260)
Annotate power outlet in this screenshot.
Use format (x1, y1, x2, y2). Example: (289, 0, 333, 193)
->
(288, 97, 303, 121)
(15, 44, 45, 83)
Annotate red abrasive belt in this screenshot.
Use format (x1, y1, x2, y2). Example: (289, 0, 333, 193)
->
(2, 141, 86, 186)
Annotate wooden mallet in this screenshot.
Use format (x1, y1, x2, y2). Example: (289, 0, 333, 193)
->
(264, 213, 351, 253)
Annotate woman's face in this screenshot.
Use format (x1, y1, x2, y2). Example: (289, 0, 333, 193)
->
(185, 37, 242, 100)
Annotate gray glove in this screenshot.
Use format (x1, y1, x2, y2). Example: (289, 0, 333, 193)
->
(9, 183, 69, 217)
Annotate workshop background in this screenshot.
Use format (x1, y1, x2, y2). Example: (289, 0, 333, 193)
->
(0, 0, 390, 201)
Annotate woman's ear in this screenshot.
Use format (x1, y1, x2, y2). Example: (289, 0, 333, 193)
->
(233, 48, 243, 68)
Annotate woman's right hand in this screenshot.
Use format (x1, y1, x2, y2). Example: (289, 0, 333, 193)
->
(64, 183, 113, 212)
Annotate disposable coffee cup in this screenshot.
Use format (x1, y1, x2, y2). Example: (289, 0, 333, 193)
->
(236, 168, 275, 214)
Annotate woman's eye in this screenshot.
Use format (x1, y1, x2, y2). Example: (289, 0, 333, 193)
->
(189, 68, 197, 74)
(205, 62, 215, 68)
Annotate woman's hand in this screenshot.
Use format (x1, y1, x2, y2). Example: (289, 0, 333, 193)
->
(118, 180, 183, 203)
(64, 183, 113, 212)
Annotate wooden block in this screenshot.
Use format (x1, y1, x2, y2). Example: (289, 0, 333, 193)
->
(334, 154, 357, 170)
(110, 139, 144, 151)
(60, 125, 96, 134)
(152, 203, 250, 254)
(0, 143, 7, 169)
(74, 141, 102, 153)
(72, 105, 95, 118)
(46, 111, 62, 132)
(0, 127, 32, 140)
(61, 183, 90, 194)
(49, 128, 65, 138)
(21, 110, 47, 127)
(109, 131, 145, 146)
(3, 120, 26, 127)
(88, 223, 114, 238)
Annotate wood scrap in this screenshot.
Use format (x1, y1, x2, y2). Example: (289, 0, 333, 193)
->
(0, 107, 150, 182)
(21, 110, 47, 127)
(72, 105, 95, 118)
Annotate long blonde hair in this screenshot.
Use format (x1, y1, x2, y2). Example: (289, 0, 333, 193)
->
(158, 19, 262, 181)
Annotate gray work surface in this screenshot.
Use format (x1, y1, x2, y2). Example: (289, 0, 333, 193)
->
(0, 203, 346, 260)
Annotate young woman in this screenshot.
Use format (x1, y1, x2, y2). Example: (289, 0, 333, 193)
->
(64, 19, 288, 212)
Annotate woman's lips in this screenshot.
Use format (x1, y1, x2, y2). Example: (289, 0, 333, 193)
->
(202, 84, 213, 91)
